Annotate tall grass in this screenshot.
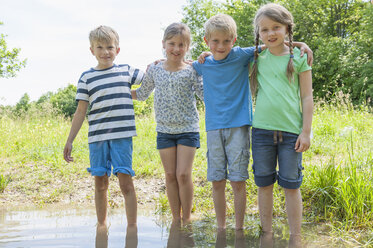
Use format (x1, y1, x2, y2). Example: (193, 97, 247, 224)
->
(0, 93, 372, 243)
(302, 93, 373, 232)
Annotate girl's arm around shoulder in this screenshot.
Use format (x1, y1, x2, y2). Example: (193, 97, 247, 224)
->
(295, 70, 313, 153)
(191, 66, 204, 101)
(134, 63, 156, 101)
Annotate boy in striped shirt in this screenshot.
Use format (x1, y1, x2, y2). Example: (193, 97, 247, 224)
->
(63, 26, 144, 231)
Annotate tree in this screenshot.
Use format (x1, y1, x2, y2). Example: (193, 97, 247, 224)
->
(15, 93, 30, 115)
(182, 0, 223, 59)
(49, 84, 77, 117)
(182, 0, 373, 104)
(0, 22, 26, 78)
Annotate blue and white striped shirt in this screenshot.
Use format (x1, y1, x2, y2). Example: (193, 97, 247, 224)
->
(76, 64, 144, 143)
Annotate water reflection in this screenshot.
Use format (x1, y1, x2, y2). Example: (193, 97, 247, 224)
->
(259, 231, 274, 248)
(95, 224, 138, 248)
(214, 229, 247, 248)
(166, 221, 194, 248)
(0, 207, 352, 247)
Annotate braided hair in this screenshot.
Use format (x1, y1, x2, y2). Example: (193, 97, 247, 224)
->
(249, 32, 260, 96)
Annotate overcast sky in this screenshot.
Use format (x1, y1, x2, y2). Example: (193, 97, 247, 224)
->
(0, 0, 193, 105)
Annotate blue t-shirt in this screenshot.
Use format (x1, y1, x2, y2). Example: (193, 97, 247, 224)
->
(193, 46, 255, 131)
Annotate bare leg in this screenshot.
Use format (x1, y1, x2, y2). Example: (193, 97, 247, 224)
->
(176, 145, 196, 224)
(230, 181, 246, 230)
(159, 147, 181, 222)
(95, 175, 109, 227)
(284, 188, 302, 248)
(258, 185, 274, 233)
(118, 173, 137, 226)
(212, 180, 227, 229)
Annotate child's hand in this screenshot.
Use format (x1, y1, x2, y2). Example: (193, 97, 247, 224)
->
(198, 51, 212, 64)
(63, 142, 74, 163)
(147, 59, 166, 72)
(294, 131, 311, 153)
(184, 59, 194, 65)
(299, 43, 313, 66)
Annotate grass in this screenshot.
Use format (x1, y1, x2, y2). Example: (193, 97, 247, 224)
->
(0, 94, 372, 246)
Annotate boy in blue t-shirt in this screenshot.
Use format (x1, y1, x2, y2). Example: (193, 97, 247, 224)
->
(193, 14, 312, 230)
(63, 26, 144, 232)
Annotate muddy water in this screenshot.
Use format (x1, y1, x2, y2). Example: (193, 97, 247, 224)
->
(0, 207, 351, 247)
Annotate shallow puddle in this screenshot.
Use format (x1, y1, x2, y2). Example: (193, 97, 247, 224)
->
(0, 207, 352, 247)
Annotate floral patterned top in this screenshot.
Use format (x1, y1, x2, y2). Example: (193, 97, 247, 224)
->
(136, 61, 203, 134)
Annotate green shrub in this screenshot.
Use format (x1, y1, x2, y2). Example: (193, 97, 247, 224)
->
(50, 84, 77, 117)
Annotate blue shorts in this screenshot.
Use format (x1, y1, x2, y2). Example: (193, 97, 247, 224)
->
(88, 138, 135, 177)
(251, 128, 303, 189)
(206, 126, 250, 182)
(156, 132, 200, 149)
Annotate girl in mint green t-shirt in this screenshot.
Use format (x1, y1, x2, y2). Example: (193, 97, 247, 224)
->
(249, 3, 313, 246)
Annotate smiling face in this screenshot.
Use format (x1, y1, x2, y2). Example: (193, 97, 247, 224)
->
(204, 31, 236, 61)
(162, 34, 188, 63)
(90, 40, 120, 70)
(258, 16, 288, 54)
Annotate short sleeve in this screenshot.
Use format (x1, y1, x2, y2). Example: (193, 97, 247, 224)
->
(241, 46, 256, 63)
(128, 65, 145, 86)
(192, 61, 202, 76)
(296, 53, 312, 74)
(76, 74, 89, 102)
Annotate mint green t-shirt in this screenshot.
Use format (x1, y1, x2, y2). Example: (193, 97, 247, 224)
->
(252, 48, 312, 134)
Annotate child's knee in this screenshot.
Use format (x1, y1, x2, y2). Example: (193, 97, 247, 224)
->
(212, 180, 226, 191)
(165, 171, 177, 182)
(176, 172, 191, 184)
(119, 181, 135, 195)
(283, 187, 300, 195)
(230, 181, 245, 192)
(95, 176, 109, 192)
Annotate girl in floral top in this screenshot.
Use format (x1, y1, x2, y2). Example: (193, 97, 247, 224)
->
(132, 23, 203, 225)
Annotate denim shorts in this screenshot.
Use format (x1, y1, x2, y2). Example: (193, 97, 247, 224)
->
(88, 138, 135, 177)
(156, 132, 200, 149)
(206, 126, 250, 182)
(251, 127, 303, 189)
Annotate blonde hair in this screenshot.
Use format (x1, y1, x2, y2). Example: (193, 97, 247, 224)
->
(163, 23, 191, 49)
(204, 14, 237, 40)
(250, 3, 295, 96)
(89, 25, 119, 47)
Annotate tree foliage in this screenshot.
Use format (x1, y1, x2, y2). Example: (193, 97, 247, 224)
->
(14, 93, 30, 115)
(182, 0, 373, 105)
(0, 22, 26, 78)
(49, 84, 78, 117)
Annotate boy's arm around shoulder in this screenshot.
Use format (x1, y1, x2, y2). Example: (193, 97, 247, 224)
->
(63, 100, 89, 163)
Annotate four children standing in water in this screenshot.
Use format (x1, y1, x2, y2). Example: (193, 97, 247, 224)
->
(64, 2, 313, 246)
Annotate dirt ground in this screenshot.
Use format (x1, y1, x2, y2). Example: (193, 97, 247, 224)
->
(0, 176, 166, 210)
